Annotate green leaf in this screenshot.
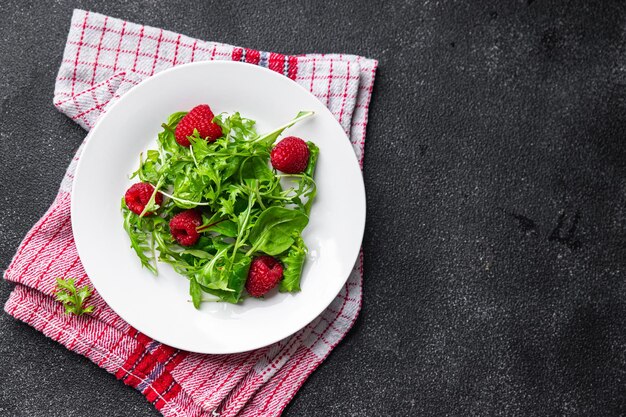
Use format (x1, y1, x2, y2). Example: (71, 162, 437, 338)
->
(133, 150, 161, 183)
(304, 141, 319, 178)
(213, 111, 257, 143)
(256, 111, 314, 147)
(240, 156, 274, 181)
(195, 246, 231, 290)
(122, 204, 158, 274)
(189, 136, 214, 161)
(205, 219, 238, 237)
(54, 277, 95, 316)
(279, 237, 308, 293)
(189, 279, 202, 309)
(221, 156, 243, 180)
(168, 111, 188, 126)
(248, 207, 309, 256)
(224, 254, 253, 303)
(302, 176, 317, 216)
(180, 249, 212, 259)
(158, 112, 186, 154)
(198, 255, 252, 304)
(55, 291, 72, 303)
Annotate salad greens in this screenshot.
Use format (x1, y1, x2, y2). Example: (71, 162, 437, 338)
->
(122, 110, 318, 306)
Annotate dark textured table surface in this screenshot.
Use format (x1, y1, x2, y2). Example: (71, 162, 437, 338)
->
(1, 1, 626, 416)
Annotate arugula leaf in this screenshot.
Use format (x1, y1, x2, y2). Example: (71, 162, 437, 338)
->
(214, 112, 257, 142)
(305, 141, 320, 178)
(256, 111, 314, 147)
(189, 278, 202, 309)
(134, 150, 161, 183)
(200, 219, 238, 237)
(240, 156, 274, 181)
(302, 178, 317, 216)
(158, 112, 186, 155)
(203, 254, 252, 304)
(180, 249, 213, 259)
(221, 156, 243, 180)
(188, 135, 213, 161)
(168, 111, 188, 125)
(122, 201, 158, 274)
(55, 278, 95, 316)
(248, 207, 309, 256)
(279, 237, 308, 293)
(194, 246, 231, 290)
(193, 250, 251, 303)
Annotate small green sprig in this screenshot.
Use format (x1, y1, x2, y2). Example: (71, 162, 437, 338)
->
(54, 278, 95, 316)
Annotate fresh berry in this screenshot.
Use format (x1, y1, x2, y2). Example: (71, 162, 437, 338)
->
(169, 210, 202, 246)
(204, 122, 223, 142)
(245, 256, 284, 297)
(270, 136, 310, 174)
(175, 104, 223, 147)
(124, 183, 163, 216)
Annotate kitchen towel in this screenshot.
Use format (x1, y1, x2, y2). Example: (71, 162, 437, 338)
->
(3, 9, 376, 417)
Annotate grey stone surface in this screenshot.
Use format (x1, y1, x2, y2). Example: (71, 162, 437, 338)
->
(1, 0, 626, 416)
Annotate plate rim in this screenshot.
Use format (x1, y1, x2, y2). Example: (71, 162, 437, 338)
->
(71, 60, 366, 353)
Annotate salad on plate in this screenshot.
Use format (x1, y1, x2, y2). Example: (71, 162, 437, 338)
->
(121, 104, 318, 307)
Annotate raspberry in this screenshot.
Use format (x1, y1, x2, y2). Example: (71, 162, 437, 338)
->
(270, 136, 310, 174)
(169, 210, 202, 246)
(245, 256, 284, 297)
(175, 104, 223, 147)
(124, 182, 163, 216)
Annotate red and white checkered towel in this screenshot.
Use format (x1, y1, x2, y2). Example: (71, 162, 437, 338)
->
(3, 9, 376, 417)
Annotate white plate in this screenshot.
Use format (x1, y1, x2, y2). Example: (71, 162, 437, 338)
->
(72, 61, 365, 354)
